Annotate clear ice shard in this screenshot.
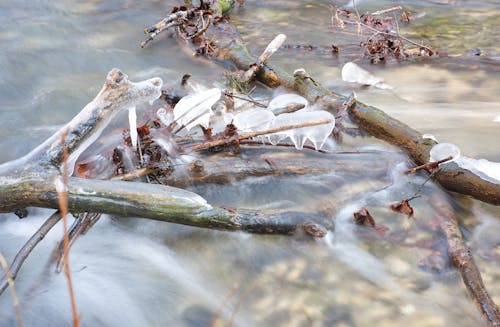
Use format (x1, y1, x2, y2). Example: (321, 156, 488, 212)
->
(173, 88, 221, 131)
(341, 62, 393, 90)
(267, 109, 335, 150)
(233, 108, 275, 132)
(128, 106, 138, 149)
(429, 143, 461, 162)
(267, 93, 308, 114)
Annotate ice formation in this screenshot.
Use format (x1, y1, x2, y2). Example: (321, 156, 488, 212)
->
(455, 157, 500, 184)
(429, 143, 499, 184)
(128, 106, 138, 149)
(267, 109, 335, 150)
(233, 108, 275, 132)
(267, 93, 308, 114)
(429, 143, 460, 162)
(157, 108, 174, 126)
(173, 88, 221, 131)
(341, 62, 393, 90)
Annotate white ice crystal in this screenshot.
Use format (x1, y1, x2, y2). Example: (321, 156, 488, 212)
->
(429, 143, 461, 162)
(173, 88, 221, 131)
(128, 106, 138, 149)
(233, 108, 275, 132)
(455, 157, 500, 184)
(267, 93, 308, 114)
(341, 62, 393, 90)
(266, 109, 335, 150)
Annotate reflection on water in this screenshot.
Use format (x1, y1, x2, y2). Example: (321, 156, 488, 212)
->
(0, 0, 499, 326)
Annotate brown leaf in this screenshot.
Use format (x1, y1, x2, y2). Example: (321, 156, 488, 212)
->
(353, 207, 376, 227)
(390, 199, 414, 219)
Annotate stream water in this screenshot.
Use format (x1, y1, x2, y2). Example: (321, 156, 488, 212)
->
(0, 1, 499, 326)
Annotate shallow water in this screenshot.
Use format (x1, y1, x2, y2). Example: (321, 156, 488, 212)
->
(0, 1, 499, 326)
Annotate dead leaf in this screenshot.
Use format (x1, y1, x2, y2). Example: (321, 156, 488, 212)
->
(353, 207, 376, 227)
(390, 199, 414, 219)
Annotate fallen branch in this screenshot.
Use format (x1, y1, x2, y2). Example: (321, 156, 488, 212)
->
(432, 198, 500, 326)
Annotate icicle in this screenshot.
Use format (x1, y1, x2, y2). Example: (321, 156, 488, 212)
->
(267, 109, 335, 150)
(128, 106, 138, 149)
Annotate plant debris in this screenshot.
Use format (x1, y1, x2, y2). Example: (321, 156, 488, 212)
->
(332, 6, 436, 63)
(390, 199, 415, 219)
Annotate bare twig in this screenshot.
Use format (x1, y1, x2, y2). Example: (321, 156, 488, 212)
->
(0, 212, 62, 295)
(0, 251, 23, 327)
(241, 34, 286, 83)
(141, 10, 193, 48)
(343, 18, 435, 54)
(371, 6, 403, 16)
(55, 130, 80, 327)
(189, 118, 331, 152)
(404, 156, 452, 174)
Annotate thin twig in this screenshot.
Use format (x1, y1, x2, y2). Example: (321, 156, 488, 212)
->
(0, 251, 23, 327)
(55, 130, 80, 327)
(223, 91, 267, 108)
(404, 156, 452, 174)
(0, 211, 62, 295)
(371, 6, 403, 16)
(189, 118, 331, 151)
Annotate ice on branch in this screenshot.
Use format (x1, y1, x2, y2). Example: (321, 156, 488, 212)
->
(267, 109, 335, 150)
(267, 93, 308, 114)
(342, 62, 393, 90)
(429, 143, 460, 162)
(430, 143, 499, 184)
(128, 106, 138, 149)
(173, 88, 221, 131)
(455, 157, 500, 184)
(233, 108, 275, 132)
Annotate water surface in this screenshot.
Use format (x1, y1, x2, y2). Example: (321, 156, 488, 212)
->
(0, 1, 499, 326)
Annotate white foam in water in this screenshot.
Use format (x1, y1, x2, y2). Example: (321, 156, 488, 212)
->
(324, 232, 394, 287)
(0, 211, 223, 326)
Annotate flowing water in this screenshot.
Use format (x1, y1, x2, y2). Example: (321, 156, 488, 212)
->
(0, 0, 499, 326)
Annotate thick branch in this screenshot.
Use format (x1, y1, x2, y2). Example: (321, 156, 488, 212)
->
(0, 174, 324, 234)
